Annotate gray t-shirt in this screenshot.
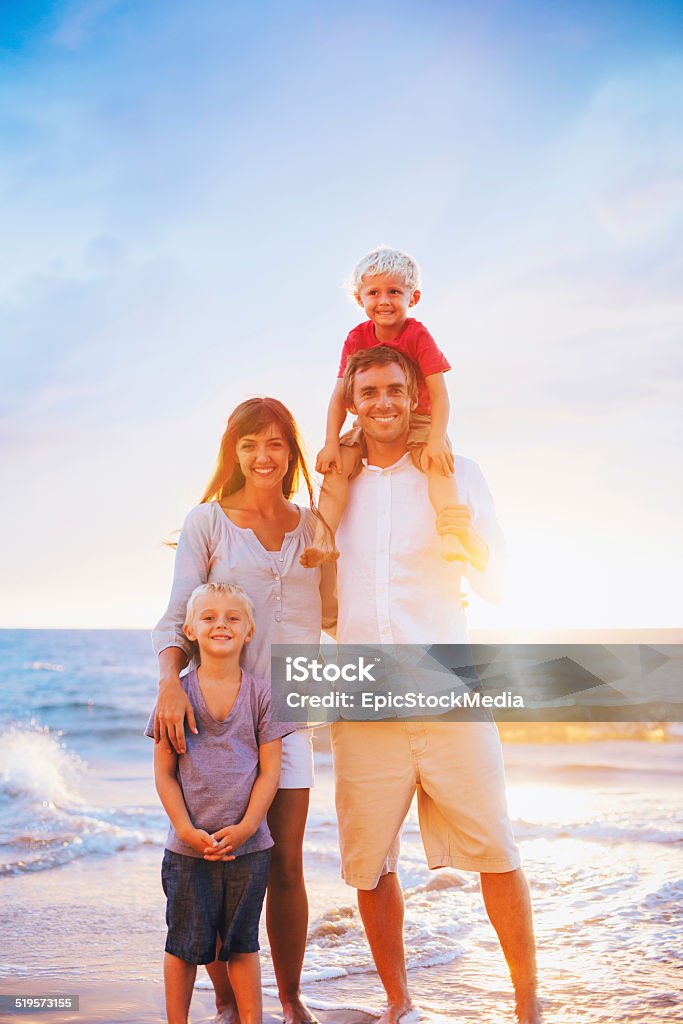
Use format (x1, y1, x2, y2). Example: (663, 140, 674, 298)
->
(146, 669, 293, 858)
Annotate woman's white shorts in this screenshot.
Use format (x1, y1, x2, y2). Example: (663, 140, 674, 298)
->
(279, 728, 314, 789)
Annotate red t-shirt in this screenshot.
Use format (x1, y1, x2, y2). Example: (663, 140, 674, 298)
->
(337, 318, 451, 414)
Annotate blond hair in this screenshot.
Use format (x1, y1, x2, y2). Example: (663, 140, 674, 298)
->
(346, 245, 421, 299)
(184, 582, 256, 634)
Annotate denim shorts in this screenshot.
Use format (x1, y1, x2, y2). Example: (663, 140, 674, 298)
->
(161, 847, 270, 964)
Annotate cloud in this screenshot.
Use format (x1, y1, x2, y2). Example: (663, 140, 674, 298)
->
(547, 59, 683, 240)
(595, 173, 683, 241)
(1, 1, 681, 626)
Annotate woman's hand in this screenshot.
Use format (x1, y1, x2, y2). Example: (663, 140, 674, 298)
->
(154, 674, 198, 754)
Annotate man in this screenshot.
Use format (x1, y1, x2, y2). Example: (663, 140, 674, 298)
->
(332, 346, 540, 1024)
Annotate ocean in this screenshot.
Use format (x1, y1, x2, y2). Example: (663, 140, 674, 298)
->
(0, 630, 681, 1023)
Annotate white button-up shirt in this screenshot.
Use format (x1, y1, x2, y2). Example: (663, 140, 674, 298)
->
(335, 453, 505, 645)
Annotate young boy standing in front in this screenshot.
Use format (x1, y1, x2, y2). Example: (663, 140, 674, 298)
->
(146, 582, 293, 1024)
(301, 245, 465, 567)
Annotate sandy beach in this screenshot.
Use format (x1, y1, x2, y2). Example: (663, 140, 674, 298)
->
(2, 631, 682, 1023)
(3, 738, 682, 1024)
(0, 844, 378, 1024)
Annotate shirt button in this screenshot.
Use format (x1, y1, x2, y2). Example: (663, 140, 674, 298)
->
(274, 574, 280, 580)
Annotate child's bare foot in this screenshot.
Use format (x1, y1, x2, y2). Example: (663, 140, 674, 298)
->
(439, 532, 467, 562)
(299, 545, 340, 568)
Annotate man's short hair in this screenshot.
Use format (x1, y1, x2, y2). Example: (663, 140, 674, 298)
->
(346, 246, 421, 299)
(342, 347, 418, 408)
(184, 582, 256, 633)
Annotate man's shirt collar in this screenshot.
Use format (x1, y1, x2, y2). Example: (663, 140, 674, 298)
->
(361, 451, 413, 473)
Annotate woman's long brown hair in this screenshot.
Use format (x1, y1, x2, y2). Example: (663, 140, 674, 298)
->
(201, 397, 317, 508)
(166, 398, 326, 548)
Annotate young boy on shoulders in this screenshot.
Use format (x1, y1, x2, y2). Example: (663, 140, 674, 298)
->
(146, 582, 293, 1024)
(301, 245, 465, 568)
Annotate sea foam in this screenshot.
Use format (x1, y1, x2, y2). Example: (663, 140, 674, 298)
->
(0, 725, 160, 875)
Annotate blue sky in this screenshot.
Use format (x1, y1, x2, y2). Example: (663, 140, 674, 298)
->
(1, 0, 682, 628)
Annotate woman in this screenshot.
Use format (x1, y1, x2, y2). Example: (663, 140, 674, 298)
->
(153, 397, 335, 1024)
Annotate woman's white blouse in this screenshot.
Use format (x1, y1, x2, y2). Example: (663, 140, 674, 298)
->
(153, 502, 336, 680)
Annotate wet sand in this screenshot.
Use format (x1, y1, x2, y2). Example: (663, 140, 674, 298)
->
(0, 845, 378, 1024)
(0, 981, 379, 1024)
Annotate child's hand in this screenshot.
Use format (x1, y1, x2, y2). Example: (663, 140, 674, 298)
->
(316, 441, 343, 475)
(436, 506, 490, 573)
(203, 823, 251, 861)
(423, 438, 454, 476)
(181, 827, 219, 856)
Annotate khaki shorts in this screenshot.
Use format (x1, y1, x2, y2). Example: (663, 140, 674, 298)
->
(331, 720, 520, 890)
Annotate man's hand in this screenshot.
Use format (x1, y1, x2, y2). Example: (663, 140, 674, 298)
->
(203, 823, 252, 861)
(154, 675, 198, 755)
(316, 441, 343, 475)
(436, 506, 489, 573)
(423, 437, 455, 476)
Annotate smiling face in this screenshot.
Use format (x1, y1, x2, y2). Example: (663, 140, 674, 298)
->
(184, 591, 254, 659)
(349, 361, 417, 447)
(234, 423, 292, 490)
(356, 272, 421, 338)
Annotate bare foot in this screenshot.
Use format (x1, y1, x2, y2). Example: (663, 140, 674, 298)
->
(214, 1007, 240, 1024)
(439, 532, 467, 562)
(282, 996, 319, 1023)
(299, 545, 340, 568)
(377, 1003, 420, 1024)
(515, 993, 542, 1023)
